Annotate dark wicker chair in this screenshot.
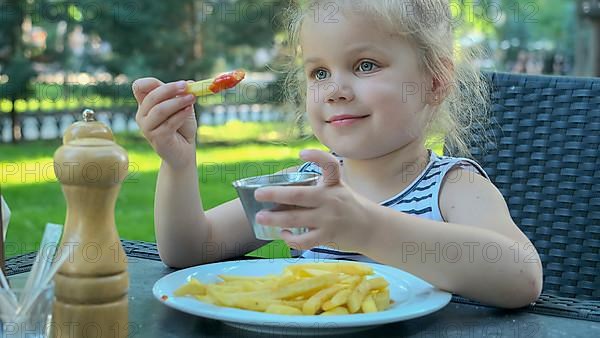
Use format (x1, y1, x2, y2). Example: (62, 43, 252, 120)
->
(446, 72, 600, 302)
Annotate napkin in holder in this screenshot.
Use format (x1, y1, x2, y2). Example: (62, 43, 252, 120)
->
(1, 195, 9, 240)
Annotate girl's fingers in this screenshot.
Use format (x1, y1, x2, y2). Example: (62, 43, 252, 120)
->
(139, 81, 190, 118)
(132, 77, 164, 104)
(280, 228, 323, 250)
(154, 104, 194, 134)
(299, 149, 341, 186)
(254, 186, 321, 208)
(143, 95, 196, 131)
(255, 208, 315, 229)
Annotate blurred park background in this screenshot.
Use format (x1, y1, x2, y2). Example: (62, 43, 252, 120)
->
(1, 0, 599, 257)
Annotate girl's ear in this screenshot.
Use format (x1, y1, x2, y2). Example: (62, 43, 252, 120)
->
(427, 58, 454, 106)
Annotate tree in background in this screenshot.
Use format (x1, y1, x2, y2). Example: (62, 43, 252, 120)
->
(0, 0, 37, 142)
(3, 0, 288, 85)
(79, 0, 287, 81)
(0, 0, 289, 142)
(451, 0, 576, 73)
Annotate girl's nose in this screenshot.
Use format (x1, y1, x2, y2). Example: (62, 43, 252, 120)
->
(324, 73, 355, 103)
(326, 84, 355, 103)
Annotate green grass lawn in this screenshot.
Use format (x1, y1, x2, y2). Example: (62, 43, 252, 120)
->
(1, 130, 322, 258)
(1, 123, 443, 259)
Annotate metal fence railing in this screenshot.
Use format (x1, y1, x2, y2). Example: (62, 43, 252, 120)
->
(0, 103, 294, 143)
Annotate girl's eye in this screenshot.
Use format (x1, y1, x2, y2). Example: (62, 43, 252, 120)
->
(312, 69, 329, 81)
(357, 61, 378, 72)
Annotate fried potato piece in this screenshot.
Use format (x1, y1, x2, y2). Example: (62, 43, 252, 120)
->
(286, 262, 373, 276)
(373, 289, 391, 311)
(303, 284, 345, 315)
(361, 294, 378, 313)
(173, 278, 206, 297)
(320, 307, 350, 315)
(265, 304, 304, 315)
(347, 278, 372, 313)
(271, 273, 339, 300)
(322, 288, 352, 311)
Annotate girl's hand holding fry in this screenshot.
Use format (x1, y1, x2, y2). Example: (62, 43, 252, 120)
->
(133, 78, 198, 170)
(132, 70, 244, 170)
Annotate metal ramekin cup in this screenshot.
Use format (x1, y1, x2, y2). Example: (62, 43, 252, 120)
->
(232, 173, 320, 240)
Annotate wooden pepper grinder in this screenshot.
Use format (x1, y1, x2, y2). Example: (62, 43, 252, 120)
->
(52, 109, 129, 338)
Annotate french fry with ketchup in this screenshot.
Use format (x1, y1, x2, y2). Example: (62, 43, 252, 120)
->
(186, 69, 246, 97)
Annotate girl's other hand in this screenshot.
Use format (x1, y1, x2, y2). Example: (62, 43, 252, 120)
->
(133, 78, 198, 169)
(254, 149, 375, 252)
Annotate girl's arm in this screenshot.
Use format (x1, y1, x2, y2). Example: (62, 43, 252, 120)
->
(154, 160, 300, 268)
(133, 77, 294, 268)
(362, 168, 543, 309)
(153, 158, 263, 268)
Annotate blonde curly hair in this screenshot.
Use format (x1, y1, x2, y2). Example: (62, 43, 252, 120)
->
(278, 0, 491, 157)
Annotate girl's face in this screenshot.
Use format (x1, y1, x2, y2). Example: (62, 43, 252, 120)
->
(301, 10, 435, 159)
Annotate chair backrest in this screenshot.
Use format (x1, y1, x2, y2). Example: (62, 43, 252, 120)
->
(445, 72, 600, 300)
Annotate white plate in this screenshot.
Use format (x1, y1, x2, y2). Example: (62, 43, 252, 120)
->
(152, 259, 451, 335)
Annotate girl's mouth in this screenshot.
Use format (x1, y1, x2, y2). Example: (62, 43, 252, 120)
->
(326, 115, 370, 126)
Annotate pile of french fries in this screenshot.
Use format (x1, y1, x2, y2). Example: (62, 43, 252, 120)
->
(173, 262, 393, 315)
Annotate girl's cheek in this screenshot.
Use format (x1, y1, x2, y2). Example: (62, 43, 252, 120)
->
(306, 96, 319, 115)
(308, 83, 329, 104)
(359, 82, 397, 106)
(306, 83, 323, 106)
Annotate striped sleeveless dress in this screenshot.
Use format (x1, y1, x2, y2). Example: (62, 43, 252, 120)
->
(296, 149, 490, 263)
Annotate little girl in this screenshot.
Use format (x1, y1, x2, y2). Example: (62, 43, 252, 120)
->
(133, 0, 542, 309)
